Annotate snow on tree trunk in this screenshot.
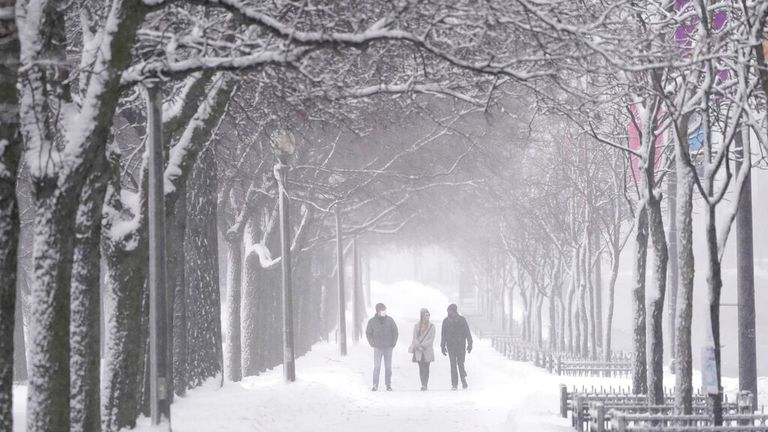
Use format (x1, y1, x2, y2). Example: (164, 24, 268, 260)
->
(0, 2, 21, 427)
(242, 219, 283, 376)
(578, 282, 588, 359)
(168, 181, 187, 398)
(567, 257, 577, 353)
(225, 235, 243, 382)
(604, 249, 620, 362)
(631, 205, 648, 394)
(666, 166, 678, 359)
(26, 188, 82, 430)
(102, 186, 149, 432)
(674, 139, 696, 414)
(585, 229, 597, 359)
(70, 155, 108, 432)
(548, 291, 557, 351)
(646, 196, 668, 405)
(18, 3, 75, 429)
(17, 0, 146, 425)
(184, 145, 223, 388)
(593, 234, 603, 350)
(241, 226, 262, 377)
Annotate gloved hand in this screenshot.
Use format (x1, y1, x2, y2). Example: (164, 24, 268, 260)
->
(441, 347, 447, 356)
(467, 346, 472, 354)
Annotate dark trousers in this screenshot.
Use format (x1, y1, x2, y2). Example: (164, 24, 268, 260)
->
(448, 350, 467, 387)
(417, 361, 430, 387)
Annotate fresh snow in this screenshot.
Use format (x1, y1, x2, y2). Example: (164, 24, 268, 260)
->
(10, 280, 768, 431)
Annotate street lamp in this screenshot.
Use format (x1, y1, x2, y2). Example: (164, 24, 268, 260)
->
(145, 80, 170, 425)
(272, 129, 296, 382)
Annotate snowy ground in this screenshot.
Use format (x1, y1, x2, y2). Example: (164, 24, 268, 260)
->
(10, 280, 768, 431)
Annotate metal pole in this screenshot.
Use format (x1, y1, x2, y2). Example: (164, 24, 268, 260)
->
(146, 81, 170, 425)
(352, 237, 361, 342)
(364, 251, 371, 307)
(735, 132, 757, 410)
(276, 156, 296, 382)
(335, 209, 347, 356)
(667, 157, 679, 362)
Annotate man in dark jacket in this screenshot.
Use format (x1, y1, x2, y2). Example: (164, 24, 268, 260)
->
(365, 302, 398, 391)
(440, 303, 473, 390)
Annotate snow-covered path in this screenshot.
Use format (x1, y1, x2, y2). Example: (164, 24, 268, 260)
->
(12, 281, 619, 431)
(132, 281, 591, 432)
(141, 337, 575, 432)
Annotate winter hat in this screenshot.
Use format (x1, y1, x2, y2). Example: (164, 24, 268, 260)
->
(375, 303, 387, 312)
(447, 304, 458, 313)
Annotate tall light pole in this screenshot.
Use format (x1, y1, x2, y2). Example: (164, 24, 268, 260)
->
(146, 81, 170, 425)
(335, 208, 347, 356)
(352, 237, 362, 342)
(272, 130, 296, 382)
(735, 133, 757, 410)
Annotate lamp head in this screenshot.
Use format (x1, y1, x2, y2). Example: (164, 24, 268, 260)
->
(271, 129, 296, 157)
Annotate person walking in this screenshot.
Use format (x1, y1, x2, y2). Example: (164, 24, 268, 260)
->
(366, 302, 398, 391)
(409, 308, 436, 391)
(440, 303, 473, 390)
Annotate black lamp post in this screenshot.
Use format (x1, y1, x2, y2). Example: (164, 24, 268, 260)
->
(272, 130, 296, 382)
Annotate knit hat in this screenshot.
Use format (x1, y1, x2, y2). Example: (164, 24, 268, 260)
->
(447, 304, 458, 313)
(375, 303, 387, 312)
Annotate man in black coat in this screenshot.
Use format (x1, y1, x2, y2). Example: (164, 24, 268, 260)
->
(365, 302, 398, 391)
(440, 303, 473, 390)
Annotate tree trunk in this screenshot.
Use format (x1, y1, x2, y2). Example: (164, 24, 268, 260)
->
(535, 293, 543, 348)
(646, 196, 668, 405)
(567, 277, 576, 354)
(706, 206, 724, 425)
(675, 149, 696, 414)
(667, 163, 678, 360)
(70, 155, 108, 432)
(27, 188, 79, 430)
(13, 288, 27, 382)
(593, 239, 603, 350)
(102, 186, 149, 432)
(579, 282, 589, 359)
(224, 234, 243, 382)
(184, 146, 223, 388)
(632, 205, 649, 394)
(548, 291, 557, 351)
(0, 4, 21, 427)
(242, 222, 266, 376)
(604, 249, 620, 362)
(168, 181, 187, 397)
(558, 295, 566, 351)
(506, 284, 515, 335)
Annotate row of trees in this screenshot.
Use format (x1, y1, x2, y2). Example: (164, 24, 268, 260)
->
(1, 0, 767, 430)
(445, 0, 768, 424)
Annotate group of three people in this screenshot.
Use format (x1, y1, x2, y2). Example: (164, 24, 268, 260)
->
(365, 302, 473, 392)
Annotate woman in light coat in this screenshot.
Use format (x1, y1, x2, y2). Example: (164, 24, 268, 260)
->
(409, 308, 436, 391)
